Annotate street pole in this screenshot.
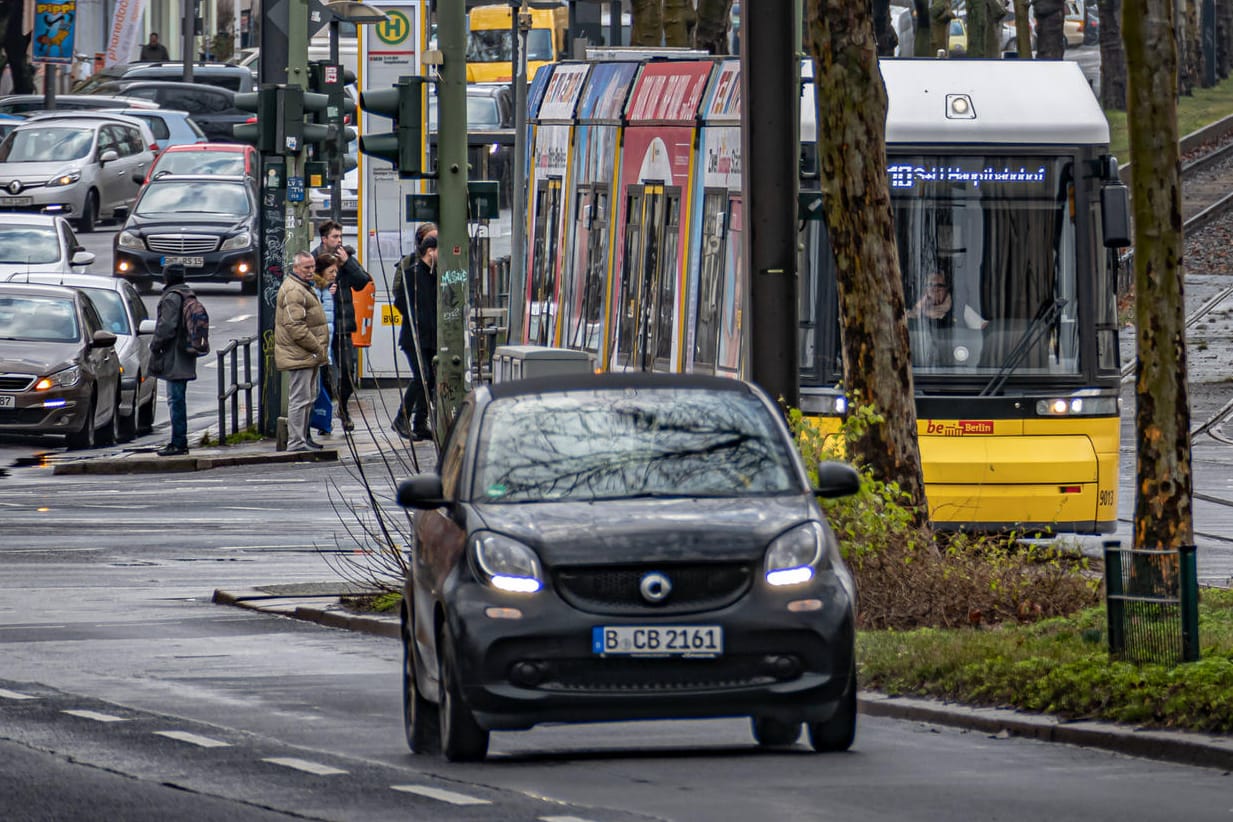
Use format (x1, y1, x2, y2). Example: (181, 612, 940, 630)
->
(435, 0, 471, 435)
(329, 17, 343, 224)
(182, 1, 196, 82)
(285, 0, 313, 258)
(507, 2, 531, 342)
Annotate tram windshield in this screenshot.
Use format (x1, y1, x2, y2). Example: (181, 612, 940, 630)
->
(890, 154, 1081, 381)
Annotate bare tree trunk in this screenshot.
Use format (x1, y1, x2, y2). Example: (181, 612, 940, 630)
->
(1013, 0, 1033, 56)
(1124, 0, 1194, 551)
(662, 0, 695, 46)
(804, 0, 930, 528)
(1101, 0, 1129, 109)
(1186, 0, 1207, 87)
(929, 0, 953, 56)
(1217, 0, 1232, 78)
(1035, 0, 1067, 59)
(1176, 0, 1194, 93)
(967, 0, 1005, 57)
(694, 0, 734, 54)
(914, 0, 933, 55)
(631, 0, 664, 46)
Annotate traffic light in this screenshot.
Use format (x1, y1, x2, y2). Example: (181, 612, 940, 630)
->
(233, 85, 279, 153)
(308, 61, 358, 184)
(359, 75, 426, 178)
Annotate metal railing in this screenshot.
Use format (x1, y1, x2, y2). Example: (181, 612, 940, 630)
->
(1104, 541, 1200, 665)
(216, 336, 258, 441)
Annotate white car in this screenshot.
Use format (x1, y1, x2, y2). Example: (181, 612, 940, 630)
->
(0, 213, 95, 276)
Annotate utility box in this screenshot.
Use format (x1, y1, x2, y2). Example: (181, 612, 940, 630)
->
(492, 346, 594, 383)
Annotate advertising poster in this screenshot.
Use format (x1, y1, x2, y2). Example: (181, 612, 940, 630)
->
(34, 1, 76, 64)
(104, 0, 146, 66)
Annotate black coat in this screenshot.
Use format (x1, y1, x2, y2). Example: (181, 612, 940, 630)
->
(393, 256, 436, 356)
(148, 285, 198, 381)
(311, 243, 372, 338)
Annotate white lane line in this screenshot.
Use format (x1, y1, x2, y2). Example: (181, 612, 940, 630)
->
(541, 817, 599, 822)
(263, 757, 348, 775)
(227, 314, 253, 323)
(153, 731, 231, 748)
(389, 785, 492, 805)
(62, 709, 128, 723)
(0, 689, 35, 700)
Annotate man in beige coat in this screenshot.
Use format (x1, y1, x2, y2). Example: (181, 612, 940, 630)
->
(275, 251, 330, 452)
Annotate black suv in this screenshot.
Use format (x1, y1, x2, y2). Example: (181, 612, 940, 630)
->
(114, 175, 259, 293)
(74, 62, 255, 95)
(90, 82, 247, 143)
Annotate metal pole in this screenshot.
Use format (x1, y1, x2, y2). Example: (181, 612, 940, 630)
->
(182, 0, 195, 82)
(507, 2, 531, 343)
(608, 0, 620, 45)
(42, 65, 57, 110)
(329, 17, 342, 225)
(739, 0, 799, 408)
(435, 0, 471, 435)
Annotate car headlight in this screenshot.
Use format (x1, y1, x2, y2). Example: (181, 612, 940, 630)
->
(220, 231, 252, 251)
(46, 171, 81, 187)
(34, 365, 82, 391)
(764, 522, 826, 587)
(116, 230, 145, 250)
(472, 532, 543, 594)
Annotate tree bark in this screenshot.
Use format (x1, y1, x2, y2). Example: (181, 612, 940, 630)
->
(1124, 0, 1194, 551)
(929, 0, 954, 56)
(694, 0, 734, 54)
(1176, 0, 1194, 94)
(968, 0, 1005, 57)
(913, 0, 933, 56)
(1013, 0, 1033, 56)
(1185, 0, 1206, 88)
(631, 0, 664, 46)
(1217, 0, 1232, 79)
(1100, 0, 1129, 110)
(804, 0, 930, 529)
(1035, 0, 1067, 59)
(662, 0, 695, 46)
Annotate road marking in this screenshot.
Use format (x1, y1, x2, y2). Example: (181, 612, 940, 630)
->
(227, 314, 253, 323)
(0, 689, 35, 700)
(390, 785, 491, 805)
(154, 730, 231, 748)
(263, 757, 348, 775)
(541, 817, 599, 822)
(62, 709, 128, 722)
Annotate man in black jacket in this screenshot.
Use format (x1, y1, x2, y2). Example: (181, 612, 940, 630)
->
(392, 227, 437, 441)
(313, 220, 373, 431)
(148, 265, 197, 456)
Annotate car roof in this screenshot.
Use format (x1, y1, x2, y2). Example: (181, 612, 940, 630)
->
(116, 81, 235, 95)
(484, 371, 757, 401)
(0, 213, 67, 226)
(25, 110, 148, 126)
(4, 272, 130, 291)
(162, 142, 249, 153)
(0, 281, 82, 299)
(105, 107, 193, 119)
(145, 173, 249, 183)
(0, 93, 159, 107)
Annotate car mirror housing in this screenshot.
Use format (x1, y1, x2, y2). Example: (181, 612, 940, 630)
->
(398, 474, 448, 509)
(91, 329, 118, 348)
(100, 149, 119, 164)
(137, 319, 155, 335)
(71, 250, 96, 267)
(813, 461, 861, 499)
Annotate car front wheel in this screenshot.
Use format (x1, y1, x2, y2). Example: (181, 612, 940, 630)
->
(64, 391, 96, 450)
(807, 665, 857, 753)
(402, 608, 439, 754)
(437, 627, 489, 762)
(751, 716, 801, 747)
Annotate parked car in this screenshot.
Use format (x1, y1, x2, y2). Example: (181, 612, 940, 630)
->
(141, 142, 257, 185)
(0, 94, 161, 116)
(0, 114, 155, 232)
(106, 108, 208, 153)
(0, 213, 95, 276)
(114, 174, 259, 293)
(2, 271, 155, 440)
(74, 62, 255, 95)
(0, 281, 122, 449)
(0, 113, 22, 140)
(89, 82, 247, 143)
(1064, 0, 1088, 47)
(428, 83, 514, 131)
(395, 372, 861, 761)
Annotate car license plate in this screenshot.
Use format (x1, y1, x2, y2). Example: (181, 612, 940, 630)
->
(0, 196, 32, 206)
(593, 625, 723, 657)
(0, 395, 13, 408)
(160, 255, 204, 268)
(342, 199, 358, 210)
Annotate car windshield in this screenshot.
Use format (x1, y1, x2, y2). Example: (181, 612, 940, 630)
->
(473, 387, 800, 503)
(152, 151, 244, 176)
(81, 288, 129, 334)
(0, 127, 93, 162)
(0, 226, 60, 263)
(0, 295, 78, 342)
(136, 180, 249, 216)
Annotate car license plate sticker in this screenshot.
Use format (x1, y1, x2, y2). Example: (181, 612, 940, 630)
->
(0, 395, 13, 408)
(0, 196, 32, 207)
(593, 625, 723, 657)
(160, 255, 205, 268)
(342, 199, 358, 210)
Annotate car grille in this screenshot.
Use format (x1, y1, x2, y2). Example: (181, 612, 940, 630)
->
(146, 234, 219, 254)
(539, 656, 777, 693)
(0, 374, 34, 391)
(555, 563, 752, 616)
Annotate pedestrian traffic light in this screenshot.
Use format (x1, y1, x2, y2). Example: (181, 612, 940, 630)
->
(359, 75, 426, 178)
(233, 85, 278, 154)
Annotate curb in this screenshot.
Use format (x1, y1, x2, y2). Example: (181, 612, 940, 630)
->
(213, 586, 1233, 771)
(54, 447, 340, 475)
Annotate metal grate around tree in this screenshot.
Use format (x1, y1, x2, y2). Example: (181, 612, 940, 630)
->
(1103, 541, 1199, 665)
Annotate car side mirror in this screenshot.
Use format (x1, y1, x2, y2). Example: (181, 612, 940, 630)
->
(91, 329, 118, 348)
(138, 319, 156, 335)
(813, 461, 861, 499)
(71, 250, 95, 267)
(100, 149, 119, 164)
(397, 474, 449, 509)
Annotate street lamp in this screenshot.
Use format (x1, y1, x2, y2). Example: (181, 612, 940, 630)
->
(324, 0, 388, 223)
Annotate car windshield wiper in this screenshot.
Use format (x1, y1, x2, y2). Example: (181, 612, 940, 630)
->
(980, 297, 1066, 397)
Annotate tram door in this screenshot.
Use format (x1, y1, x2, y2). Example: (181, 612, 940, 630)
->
(614, 184, 679, 372)
(529, 177, 562, 345)
(564, 184, 609, 353)
(693, 189, 729, 374)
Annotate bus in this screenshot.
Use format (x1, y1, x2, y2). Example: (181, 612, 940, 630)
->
(466, 3, 569, 83)
(519, 56, 1129, 534)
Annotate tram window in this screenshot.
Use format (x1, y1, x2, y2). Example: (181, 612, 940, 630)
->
(1092, 201, 1119, 373)
(652, 191, 682, 369)
(582, 188, 609, 353)
(695, 190, 728, 373)
(563, 187, 592, 349)
(616, 188, 645, 368)
(530, 179, 562, 345)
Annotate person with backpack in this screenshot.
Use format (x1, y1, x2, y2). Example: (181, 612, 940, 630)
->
(148, 265, 201, 456)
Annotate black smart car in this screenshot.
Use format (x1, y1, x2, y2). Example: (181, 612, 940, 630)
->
(396, 372, 861, 761)
(113, 175, 258, 293)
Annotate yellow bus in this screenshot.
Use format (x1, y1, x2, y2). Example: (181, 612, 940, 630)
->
(466, 3, 569, 83)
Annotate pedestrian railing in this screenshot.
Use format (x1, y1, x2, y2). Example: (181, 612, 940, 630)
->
(1104, 541, 1200, 665)
(216, 336, 258, 441)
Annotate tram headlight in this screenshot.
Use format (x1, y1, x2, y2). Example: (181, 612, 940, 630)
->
(1035, 397, 1119, 416)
